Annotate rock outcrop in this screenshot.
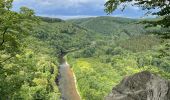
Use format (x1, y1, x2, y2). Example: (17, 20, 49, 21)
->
(106, 71, 170, 100)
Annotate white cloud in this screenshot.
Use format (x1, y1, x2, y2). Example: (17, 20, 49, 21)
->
(13, 0, 107, 12)
(33, 0, 106, 8)
(13, 0, 150, 19)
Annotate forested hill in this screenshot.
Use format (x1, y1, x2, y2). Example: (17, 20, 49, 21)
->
(1, 0, 170, 99)
(32, 18, 97, 55)
(66, 16, 170, 99)
(0, 16, 95, 99)
(38, 16, 64, 23)
(68, 16, 146, 37)
(1, 15, 169, 100)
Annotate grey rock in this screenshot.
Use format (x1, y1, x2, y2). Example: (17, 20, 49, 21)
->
(105, 71, 170, 100)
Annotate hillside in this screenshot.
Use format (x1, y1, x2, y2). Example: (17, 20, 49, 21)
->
(1, 15, 170, 100)
(1, 0, 170, 99)
(68, 16, 146, 38)
(0, 17, 95, 99)
(66, 17, 170, 99)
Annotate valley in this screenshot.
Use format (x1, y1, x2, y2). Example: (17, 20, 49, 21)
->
(0, 15, 170, 100)
(1, 0, 170, 100)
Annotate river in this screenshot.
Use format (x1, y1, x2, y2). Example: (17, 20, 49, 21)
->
(58, 57, 81, 100)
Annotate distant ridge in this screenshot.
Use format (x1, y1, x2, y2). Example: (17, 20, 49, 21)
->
(38, 16, 64, 23)
(68, 16, 145, 36)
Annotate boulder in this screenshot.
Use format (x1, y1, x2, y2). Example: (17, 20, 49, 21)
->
(106, 71, 170, 100)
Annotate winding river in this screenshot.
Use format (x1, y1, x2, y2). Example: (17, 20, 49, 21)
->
(58, 57, 81, 100)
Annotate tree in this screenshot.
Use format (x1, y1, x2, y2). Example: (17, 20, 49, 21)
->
(0, 1, 40, 99)
(0, 0, 37, 59)
(105, 0, 170, 27)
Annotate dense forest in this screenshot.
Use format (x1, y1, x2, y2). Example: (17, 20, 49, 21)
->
(67, 17, 170, 99)
(0, 0, 170, 100)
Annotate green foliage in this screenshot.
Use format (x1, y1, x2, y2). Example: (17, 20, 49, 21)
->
(0, 1, 60, 99)
(81, 47, 96, 57)
(67, 57, 122, 100)
(39, 16, 64, 23)
(33, 21, 93, 55)
(104, 0, 170, 32)
(67, 38, 170, 99)
(106, 47, 124, 55)
(0, 0, 37, 56)
(69, 16, 145, 36)
(0, 37, 60, 99)
(0, 1, 169, 99)
(118, 35, 161, 52)
(66, 17, 170, 100)
(105, 0, 170, 17)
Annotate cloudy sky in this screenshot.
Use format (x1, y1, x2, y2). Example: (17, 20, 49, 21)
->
(13, 0, 148, 19)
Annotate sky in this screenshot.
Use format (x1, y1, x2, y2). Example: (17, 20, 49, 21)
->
(13, 0, 150, 20)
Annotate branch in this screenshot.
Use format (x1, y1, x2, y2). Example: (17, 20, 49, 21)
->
(0, 27, 8, 46)
(0, 55, 14, 64)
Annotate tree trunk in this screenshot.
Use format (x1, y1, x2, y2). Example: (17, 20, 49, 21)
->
(0, 27, 8, 46)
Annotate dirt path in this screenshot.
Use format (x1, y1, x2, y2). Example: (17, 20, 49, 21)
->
(58, 59, 81, 100)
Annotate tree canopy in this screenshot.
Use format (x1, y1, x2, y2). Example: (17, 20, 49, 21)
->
(0, 0, 37, 56)
(105, 0, 170, 27)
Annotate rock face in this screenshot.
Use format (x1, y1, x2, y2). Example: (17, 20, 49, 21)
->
(106, 71, 170, 100)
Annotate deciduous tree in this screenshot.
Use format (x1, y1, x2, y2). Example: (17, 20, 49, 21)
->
(105, 0, 170, 27)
